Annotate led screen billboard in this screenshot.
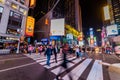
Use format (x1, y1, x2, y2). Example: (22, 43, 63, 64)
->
(50, 18, 65, 36)
(106, 24, 118, 36)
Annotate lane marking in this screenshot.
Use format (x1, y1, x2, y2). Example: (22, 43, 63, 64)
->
(0, 57, 29, 62)
(0, 62, 37, 73)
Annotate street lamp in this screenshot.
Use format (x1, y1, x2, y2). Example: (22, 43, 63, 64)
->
(16, 28, 23, 54)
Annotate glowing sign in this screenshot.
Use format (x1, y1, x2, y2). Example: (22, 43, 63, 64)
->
(50, 18, 65, 36)
(0, 0, 5, 4)
(106, 24, 118, 36)
(30, 0, 36, 8)
(25, 16, 35, 36)
(103, 5, 110, 20)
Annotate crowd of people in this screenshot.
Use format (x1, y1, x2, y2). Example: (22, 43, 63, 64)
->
(1, 42, 114, 55)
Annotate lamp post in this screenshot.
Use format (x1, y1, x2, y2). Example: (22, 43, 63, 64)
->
(16, 28, 23, 54)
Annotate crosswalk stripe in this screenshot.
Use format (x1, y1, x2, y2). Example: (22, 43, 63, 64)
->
(24, 54, 61, 60)
(62, 59, 92, 80)
(78, 60, 95, 80)
(49, 58, 78, 71)
(51, 58, 82, 75)
(39, 56, 64, 65)
(87, 60, 103, 80)
(44, 57, 78, 69)
(37, 55, 74, 65)
(35, 54, 62, 61)
(36, 55, 63, 63)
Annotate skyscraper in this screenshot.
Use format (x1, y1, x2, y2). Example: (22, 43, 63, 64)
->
(107, 0, 120, 34)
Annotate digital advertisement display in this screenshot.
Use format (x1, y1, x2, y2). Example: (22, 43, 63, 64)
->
(25, 16, 35, 36)
(106, 24, 118, 36)
(50, 18, 65, 36)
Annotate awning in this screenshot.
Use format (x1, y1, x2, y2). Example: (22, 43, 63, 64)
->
(41, 38, 48, 41)
(0, 33, 19, 38)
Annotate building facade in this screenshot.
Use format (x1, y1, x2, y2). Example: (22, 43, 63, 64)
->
(107, 0, 120, 34)
(111, 0, 120, 26)
(0, 0, 29, 42)
(35, 0, 82, 41)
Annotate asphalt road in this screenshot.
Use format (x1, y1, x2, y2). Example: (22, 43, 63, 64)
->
(0, 53, 119, 80)
(0, 54, 55, 80)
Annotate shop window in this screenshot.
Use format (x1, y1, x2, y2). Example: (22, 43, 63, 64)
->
(0, 6, 3, 22)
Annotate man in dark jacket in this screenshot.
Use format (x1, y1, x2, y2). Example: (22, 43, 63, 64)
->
(45, 45, 52, 66)
(53, 45, 58, 63)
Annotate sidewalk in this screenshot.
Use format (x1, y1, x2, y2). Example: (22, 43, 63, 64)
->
(108, 63, 120, 80)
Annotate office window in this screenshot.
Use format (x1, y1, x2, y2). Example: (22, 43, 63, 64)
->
(7, 11, 23, 35)
(0, 6, 3, 22)
(19, 7, 26, 15)
(20, 0, 25, 4)
(11, 3, 17, 9)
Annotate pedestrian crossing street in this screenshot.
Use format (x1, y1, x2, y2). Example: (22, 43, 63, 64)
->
(25, 53, 104, 80)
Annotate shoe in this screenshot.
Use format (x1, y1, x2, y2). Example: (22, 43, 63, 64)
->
(56, 75, 62, 80)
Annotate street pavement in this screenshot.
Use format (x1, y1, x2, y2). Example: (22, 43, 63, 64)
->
(0, 53, 119, 80)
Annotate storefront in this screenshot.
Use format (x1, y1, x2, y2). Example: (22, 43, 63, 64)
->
(0, 35, 18, 49)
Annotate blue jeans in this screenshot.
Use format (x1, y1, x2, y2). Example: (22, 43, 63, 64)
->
(46, 55, 51, 66)
(106, 50, 110, 54)
(79, 52, 82, 57)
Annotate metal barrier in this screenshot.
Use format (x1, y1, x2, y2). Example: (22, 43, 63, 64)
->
(0, 49, 10, 54)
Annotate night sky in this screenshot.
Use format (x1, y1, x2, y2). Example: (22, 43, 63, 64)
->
(80, 0, 107, 30)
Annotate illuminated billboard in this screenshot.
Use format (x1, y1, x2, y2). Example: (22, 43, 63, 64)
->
(25, 16, 35, 36)
(66, 33, 73, 39)
(103, 5, 110, 20)
(0, 0, 5, 4)
(50, 18, 65, 36)
(30, 0, 36, 8)
(106, 24, 118, 36)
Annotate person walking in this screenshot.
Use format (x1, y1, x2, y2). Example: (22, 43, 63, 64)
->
(56, 43, 74, 80)
(39, 45, 43, 55)
(53, 45, 58, 63)
(82, 46, 88, 58)
(44, 45, 52, 66)
(28, 45, 33, 55)
(75, 46, 80, 58)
